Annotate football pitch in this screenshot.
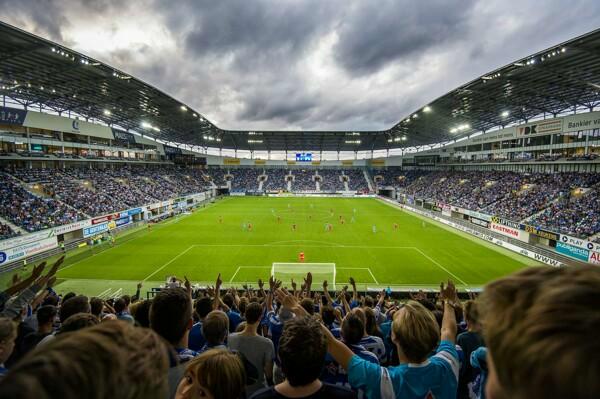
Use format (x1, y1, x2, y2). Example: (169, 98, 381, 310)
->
(53, 197, 540, 296)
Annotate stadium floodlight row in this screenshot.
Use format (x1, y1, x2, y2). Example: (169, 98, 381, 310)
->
(1, 21, 600, 155)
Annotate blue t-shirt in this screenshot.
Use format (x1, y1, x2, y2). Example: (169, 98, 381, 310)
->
(175, 347, 199, 363)
(227, 310, 243, 332)
(359, 335, 386, 364)
(199, 343, 227, 354)
(348, 340, 459, 399)
(188, 321, 206, 351)
(379, 321, 394, 360)
(322, 344, 379, 398)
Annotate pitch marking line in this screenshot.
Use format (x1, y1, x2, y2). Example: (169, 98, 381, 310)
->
(413, 248, 468, 286)
(229, 266, 271, 282)
(142, 245, 195, 282)
(337, 267, 379, 285)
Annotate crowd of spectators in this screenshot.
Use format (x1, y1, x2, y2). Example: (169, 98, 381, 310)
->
(371, 168, 428, 190)
(204, 168, 229, 187)
(264, 169, 289, 191)
(528, 186, 600, 237)
(400, 170, 600, 226)
(1, 259, 598, 399)
(230, 169, 263, 192)
(0, 222, 17, 240)
(484, 172, 600, 222)
(292, 170, 316, 191)
(1, 167, 213, 222)
(0, 174, 82, 232)
(343, 169, 369, 191)
(316, 170, 345, 192)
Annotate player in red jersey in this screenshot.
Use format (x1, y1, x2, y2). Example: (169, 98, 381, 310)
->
(298, 252, 305, 262)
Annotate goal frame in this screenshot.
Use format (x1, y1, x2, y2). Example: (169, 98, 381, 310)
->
(271, 262, 337, 289)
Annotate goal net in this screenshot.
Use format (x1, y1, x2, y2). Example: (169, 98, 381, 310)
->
(272, 263, 336, 289)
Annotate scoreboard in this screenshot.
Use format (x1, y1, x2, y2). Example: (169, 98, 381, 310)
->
(296, 153, 312, 162)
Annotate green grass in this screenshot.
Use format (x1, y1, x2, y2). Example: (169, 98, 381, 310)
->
(47, 197, 541, 297)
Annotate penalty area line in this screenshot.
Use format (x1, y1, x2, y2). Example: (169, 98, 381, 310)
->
(413, 248, 468, 286)
(142, 245, 195, 282)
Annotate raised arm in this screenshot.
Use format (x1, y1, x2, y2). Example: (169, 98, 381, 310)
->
(213, 273, 222, 311)
(349, 277, 358, 303)
(439, 280, 459, 343)
(321, 323, 354, 369)
(322, 280, 333, 304)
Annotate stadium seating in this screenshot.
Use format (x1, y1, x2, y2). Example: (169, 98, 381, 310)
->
(292, 169, 316, 191)
(0, 222, 18, 240)
(0, 173, 83, 232)
(399, 170, 600, 228)
(317, 169, 345, 192)
(230, 168, 262, 192)
(528, 186, 600, 237)
(343, 169, 369, 191)
(264, 169, 288, 191)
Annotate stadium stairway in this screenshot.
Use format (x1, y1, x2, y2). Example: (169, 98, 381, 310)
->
(363, 170, 374, 192)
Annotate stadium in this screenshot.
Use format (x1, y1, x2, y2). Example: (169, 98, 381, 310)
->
(0, 4, 599, 399)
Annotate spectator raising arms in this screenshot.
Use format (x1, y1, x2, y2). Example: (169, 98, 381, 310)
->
(323, 280, 460, 399)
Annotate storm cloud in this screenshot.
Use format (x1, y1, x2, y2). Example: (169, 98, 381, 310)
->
(1, 0, 600, 131)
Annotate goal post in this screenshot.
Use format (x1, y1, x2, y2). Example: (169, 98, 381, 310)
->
(272, 262, 336, 289)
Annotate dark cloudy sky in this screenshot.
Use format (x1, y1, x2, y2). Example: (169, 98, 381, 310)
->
(2, 0, 599, 131)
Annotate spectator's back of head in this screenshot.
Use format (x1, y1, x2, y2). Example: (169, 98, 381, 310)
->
(194, 297, 213, 320)
(300, 298, 315, 315)
(480, 265, 600, 399)
(341, 312, 365, 345)
(0, 318, 16, 365)
(321, 305, 336, 326)
(278, 316, 327, 387)
(150, 288, 192, 346)
(244, 302, 262, 325)
(58, 313, 99, 335)
(222, 293, 235, 309)
(89, 297, 103, 318)
(463, 300, 480, 328)
(130, 299, 152, 328)
(36, 305, 57, 327)
(60, 296, 90, 323)
(202, 311, 229, 346)
(392, 300, 439, 362)
(175, 349, 245, 399)
(61, 292, 76, 304)
(114, 298, 127, 313)
(0, 322, 170, 399)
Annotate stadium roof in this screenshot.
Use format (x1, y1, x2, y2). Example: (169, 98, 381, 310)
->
(1, 21, 600, 153)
